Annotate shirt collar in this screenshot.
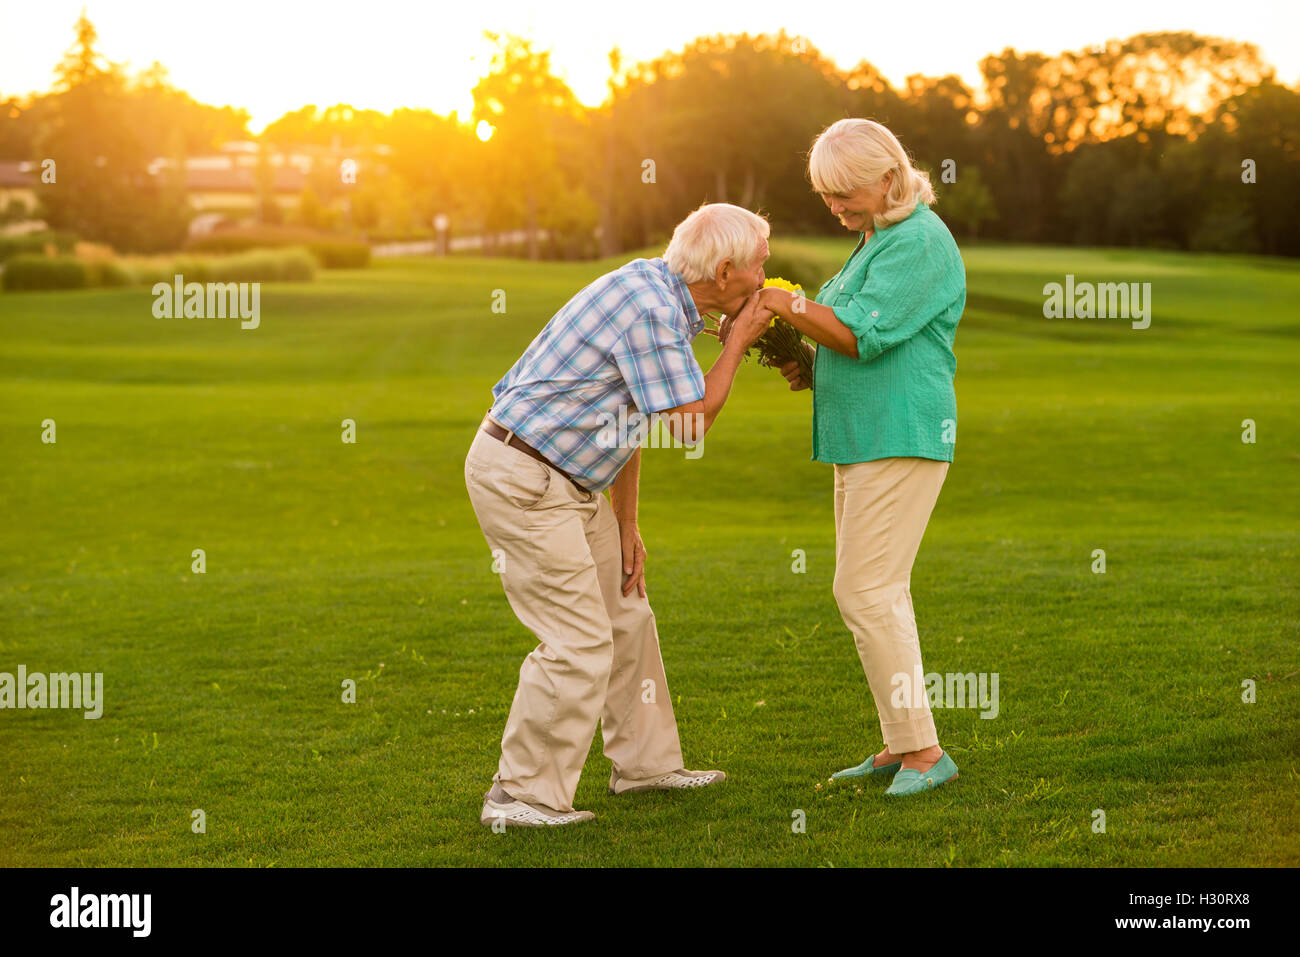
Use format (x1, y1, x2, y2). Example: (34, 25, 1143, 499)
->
(660, 259, 705, 338)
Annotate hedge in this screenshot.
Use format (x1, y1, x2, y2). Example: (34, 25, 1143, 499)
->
(186, 226, 371, 268)
(2, 248, 317, 291)
(0, 231, 79, 263)
(122, 248, 317, 285)
(764, 243, 839, 292)
(1, 256, 91, 290)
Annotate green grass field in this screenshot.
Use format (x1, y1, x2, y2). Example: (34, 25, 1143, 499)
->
(1, 239, 1297, 867)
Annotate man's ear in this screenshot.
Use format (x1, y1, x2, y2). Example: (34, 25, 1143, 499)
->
(715, 258, 733, 289)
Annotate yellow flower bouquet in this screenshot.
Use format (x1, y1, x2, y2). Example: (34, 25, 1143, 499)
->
(751, 277, 816, 390)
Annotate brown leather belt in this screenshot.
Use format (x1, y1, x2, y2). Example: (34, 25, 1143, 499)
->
(480, 417, 591, 494)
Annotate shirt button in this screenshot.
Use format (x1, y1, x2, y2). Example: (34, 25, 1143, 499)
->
(839, 283, 844, 290)
(871, 310, 879, 317)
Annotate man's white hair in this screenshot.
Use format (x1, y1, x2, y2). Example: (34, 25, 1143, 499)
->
(663, 202, 770, 284)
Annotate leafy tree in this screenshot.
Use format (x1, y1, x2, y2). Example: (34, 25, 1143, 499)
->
(937, 165, 997, 238)
(36, 13, 191, 251)
(1107, 166, 1168, 246)
(472, 34, 581, 259)
(1215, 79, 1300, 255)
(1060, 146, 1124, 244)
(604, 32, 845, 249)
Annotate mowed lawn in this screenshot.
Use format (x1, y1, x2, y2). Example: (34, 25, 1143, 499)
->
(0, 240, 1296, 867)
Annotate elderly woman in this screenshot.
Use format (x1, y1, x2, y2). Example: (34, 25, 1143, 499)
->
(746, 118, 966, 796)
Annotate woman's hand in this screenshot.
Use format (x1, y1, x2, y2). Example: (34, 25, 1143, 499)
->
(718, 291, 774, 349)
(758, 285, 796, 317)
(778, 360, 808, 390)
(779, 342, 816, 390)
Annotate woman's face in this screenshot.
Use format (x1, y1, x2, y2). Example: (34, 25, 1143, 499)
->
(820, 173, 891, 233)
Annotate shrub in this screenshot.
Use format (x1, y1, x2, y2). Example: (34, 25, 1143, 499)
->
(3, 247, 318, 292)
(305, 240, 370, 268)
(92, 260, 135, 288)
(765, 244, 838, 292)
(0, 231, 78, 263)
(186, 225, 370, 268)
(116, 257, 179, 287)
(366, 228, 435, 244)
(205, 247, 317, 283)
(2, 255, 91, 290)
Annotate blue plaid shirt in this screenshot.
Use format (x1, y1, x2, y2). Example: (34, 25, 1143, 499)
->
(489, 257, 706, 493)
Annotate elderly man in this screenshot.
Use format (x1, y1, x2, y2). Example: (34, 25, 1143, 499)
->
(467, 202, 774, 827)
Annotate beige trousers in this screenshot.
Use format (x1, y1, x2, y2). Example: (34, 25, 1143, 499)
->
(832, 456, 949, 755)
(464, 428, 684, 812)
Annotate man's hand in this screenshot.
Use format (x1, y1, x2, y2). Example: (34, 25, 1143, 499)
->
(620, 521, 647, 598)
(718, 290, 774, 349)
(656, 291, 770, 446)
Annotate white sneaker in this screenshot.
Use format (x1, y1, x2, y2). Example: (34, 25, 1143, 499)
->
(479, 784, 595, 828)
(609, 767, 727, 795)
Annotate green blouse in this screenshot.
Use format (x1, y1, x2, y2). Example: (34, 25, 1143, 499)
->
(811, 200, 966, 464)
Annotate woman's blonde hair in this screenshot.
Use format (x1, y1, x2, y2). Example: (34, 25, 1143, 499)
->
(808, 118, 936, 229)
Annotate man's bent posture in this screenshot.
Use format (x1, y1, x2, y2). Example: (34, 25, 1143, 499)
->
(466, 203, 774, 827)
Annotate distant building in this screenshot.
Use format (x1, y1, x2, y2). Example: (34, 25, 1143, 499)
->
(149, 141, 388, 232)
(0, 161, 38, 217)
(3, 141, 389, 235)
(148, 143, 308, 216)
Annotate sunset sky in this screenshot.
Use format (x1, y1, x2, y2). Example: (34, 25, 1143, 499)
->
(2, 0, 1297, 132)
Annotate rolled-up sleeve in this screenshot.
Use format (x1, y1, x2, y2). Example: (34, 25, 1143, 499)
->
(612, 306, 706, 413)
(832, 235, 950, 363)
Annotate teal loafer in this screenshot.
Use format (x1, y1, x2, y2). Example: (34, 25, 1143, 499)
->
(831, 754, 902, 781)
(885, 752, 959, 796)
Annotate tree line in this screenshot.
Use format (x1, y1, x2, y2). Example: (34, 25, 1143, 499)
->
(2, 17, 1296, 257)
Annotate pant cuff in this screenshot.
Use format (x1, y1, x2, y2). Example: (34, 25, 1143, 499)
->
(880, 714, 938, 754)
